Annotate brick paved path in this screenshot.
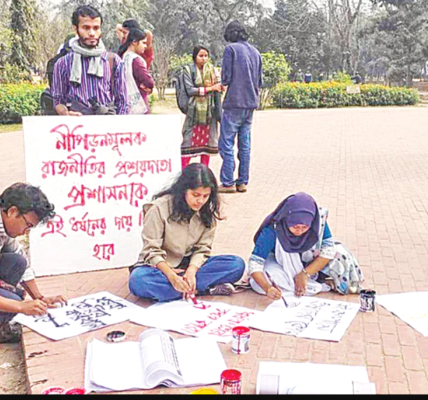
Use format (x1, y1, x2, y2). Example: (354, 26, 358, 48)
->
(2, 107, 428, 394)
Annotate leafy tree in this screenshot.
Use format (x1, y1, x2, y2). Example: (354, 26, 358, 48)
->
(366, 0, 428, 85)
(0, 0, 12, 69)
(152, 36, 174, 100)
(9, 0, 38, 74)
(252, 0, 329, 77)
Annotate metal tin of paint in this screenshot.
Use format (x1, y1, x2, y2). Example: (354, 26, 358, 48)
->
(220, 369, 242, 395)
(64, 388, 86, 395)
(41, 387, 65, 395)
(231, 326, 250, 355)
(359, 289, 376, 312)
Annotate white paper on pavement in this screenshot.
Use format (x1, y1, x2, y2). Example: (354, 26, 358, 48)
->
(130, 299, 260, 343)
(13, 291, 144, 340)
(256, 362, 374, 394)
(376, 291, 428, 337)
(249, 296, 360, 342)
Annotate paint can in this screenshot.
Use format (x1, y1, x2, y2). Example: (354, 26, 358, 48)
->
(220, 369, 242, 395)
(359, 289, 376, 312)
(231, 326, 250, 355)
(64, 388, 86, 395)
(106, 330, 126, 342)
(41, 387, 65, 394)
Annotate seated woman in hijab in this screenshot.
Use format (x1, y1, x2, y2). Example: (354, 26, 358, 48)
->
(129, 163, 245, 302)
(248, 192, 364, 299)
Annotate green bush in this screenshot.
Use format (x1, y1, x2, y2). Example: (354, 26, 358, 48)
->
(169, 54, 193, 78)
(272, 82, 419, 109)
(260, 51, 290, 109)
(332, 71, 352, 84)
(0, 83, 46, 123)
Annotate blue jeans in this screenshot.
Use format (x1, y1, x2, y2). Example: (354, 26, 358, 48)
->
(129, 255, 245, 302)
(219, 109, 254, 186)
(0, 253, 27, 322)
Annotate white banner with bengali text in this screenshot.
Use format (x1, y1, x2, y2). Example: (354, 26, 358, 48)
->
(23, 115, 183, 276)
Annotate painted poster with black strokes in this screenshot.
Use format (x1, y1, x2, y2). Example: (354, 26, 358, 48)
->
(249, 297, 359, 342)
(13, 292, 144, 341)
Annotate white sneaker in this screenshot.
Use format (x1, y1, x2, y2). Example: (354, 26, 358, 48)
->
(209, 283, 235, 296)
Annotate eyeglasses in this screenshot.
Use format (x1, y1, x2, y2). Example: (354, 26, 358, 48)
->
(21, 214, 35, 230)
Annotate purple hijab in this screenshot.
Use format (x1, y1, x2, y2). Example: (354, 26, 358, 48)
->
(254, 192, 320, 253)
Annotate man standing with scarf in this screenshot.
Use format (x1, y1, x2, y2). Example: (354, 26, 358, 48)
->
(52, 5, 129, 116)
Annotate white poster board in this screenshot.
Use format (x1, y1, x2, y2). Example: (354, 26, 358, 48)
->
(13, 291, 142, 341)
(249, 297, 360, 342)
(256, 362, 374, 395)
(376, 291, 428, 337)
(130, 299, 260, 343)
(23, 115, 182, 276)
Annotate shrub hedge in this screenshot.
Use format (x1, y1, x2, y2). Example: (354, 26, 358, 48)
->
(0, 81, 420, 124)
(272, 82, 419, 109)
(0, 83, 46, 123)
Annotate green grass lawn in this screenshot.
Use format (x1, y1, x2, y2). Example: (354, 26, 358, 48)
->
(0, 123, 22, 134)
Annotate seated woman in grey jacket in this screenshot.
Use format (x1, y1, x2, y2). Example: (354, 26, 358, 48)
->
(129, 163, 245, 302)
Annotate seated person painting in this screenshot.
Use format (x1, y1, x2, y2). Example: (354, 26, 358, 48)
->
(129, 163, 245, 302)
(248, 192, 364, 299)
(0, 183, 67, 343)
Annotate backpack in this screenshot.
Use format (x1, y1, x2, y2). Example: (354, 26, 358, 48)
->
(40, 40, 73, 116)
(174, 64, 196, 114)
(47, 39, 74, 88)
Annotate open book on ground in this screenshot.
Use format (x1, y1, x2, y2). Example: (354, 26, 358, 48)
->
(257, 362, 376, 395)
(84, 328, 226, 392)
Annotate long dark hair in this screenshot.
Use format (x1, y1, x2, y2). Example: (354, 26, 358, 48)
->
(118, 28, 146, 58)
(154, 163, 222, 228)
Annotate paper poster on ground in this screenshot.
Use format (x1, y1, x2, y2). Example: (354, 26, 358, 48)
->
(376, 291, 428, 337)
(130, 299, 260, 343)
(13, 291, 143, 340)
(23, 115, 182, 276)
(249, 296, 360, 342)
(256, 362, 374, 394)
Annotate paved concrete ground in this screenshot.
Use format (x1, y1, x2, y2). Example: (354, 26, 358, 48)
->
(2, 107, 428, 394)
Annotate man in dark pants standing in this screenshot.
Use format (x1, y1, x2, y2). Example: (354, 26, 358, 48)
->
(218, 21, 262, 194)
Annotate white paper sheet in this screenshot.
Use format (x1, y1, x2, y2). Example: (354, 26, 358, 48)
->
(130, 299, 260, 343)
(13, 292, 143, 340)
(23, 115, 182, 276)
(249, 296, 360, 342)
(376, 291, 428, 337)
(257, 362, 373, 394)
